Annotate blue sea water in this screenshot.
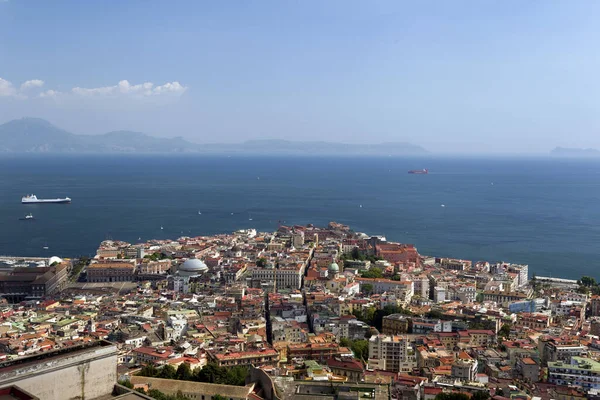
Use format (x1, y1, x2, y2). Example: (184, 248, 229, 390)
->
(0, 154, 599, 279)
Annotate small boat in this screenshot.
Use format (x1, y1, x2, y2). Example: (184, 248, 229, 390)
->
(441, 204, 446, 208)
(42, 246, 49, 250)
(408, 169, 428, 174)
(198, 211, 202, 215)
(359, 204, 363, 208)
(231, 212, 234, 215)
(249, 213, 253, 221)
(19, 213, 34, 220)
(160, 226, 164, 230)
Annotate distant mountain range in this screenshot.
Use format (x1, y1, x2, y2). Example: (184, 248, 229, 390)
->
(0, 117, 427, 155)
(550, 147, 600, 157)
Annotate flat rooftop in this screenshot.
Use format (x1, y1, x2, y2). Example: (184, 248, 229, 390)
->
(0, 340, 116, 374)
(274, 378, 390, 400)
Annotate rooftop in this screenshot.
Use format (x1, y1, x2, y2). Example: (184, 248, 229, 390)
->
(549, 357, 600, 372)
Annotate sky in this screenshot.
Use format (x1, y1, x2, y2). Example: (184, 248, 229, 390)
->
(0, 1, 599, 154)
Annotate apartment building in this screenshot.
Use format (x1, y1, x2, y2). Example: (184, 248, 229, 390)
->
(548, 357, 600, 390)
(368, 335, 415, 373)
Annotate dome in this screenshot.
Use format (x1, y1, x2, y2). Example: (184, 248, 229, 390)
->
(328, 262, 340, 274)
(48, 256, 63, 265)
(179, 259, 208, 276)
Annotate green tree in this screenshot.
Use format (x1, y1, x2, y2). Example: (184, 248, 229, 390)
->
(349, 247, 367, 261)
(194, 363, 248, 386)
(361, 268, 383, 279)
(138, 363, 159, 377)
(339, 338, 352, 348)
(212, 395, 228, 400)
(361, 283, 374, 295)
(350, 340, 369, 361)
(426, 309, 444, 320)
(256, 257, 267, 268)
(148, 389, 168, 400)
(581, 276, 597, 287)
(118, 379, 133, 389)
(363, 307, 376, 325)
(157, 364, 176, 380)
(195, 363, 221, 383)
(498, 323, 512, 338)
(434, 393, 470, 400)
(225, 366, 248, 386)
(471, 391, 490, 400)
(175, 362, 194, 381)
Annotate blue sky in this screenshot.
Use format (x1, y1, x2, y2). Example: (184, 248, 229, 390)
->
(0, 1, 598, 153)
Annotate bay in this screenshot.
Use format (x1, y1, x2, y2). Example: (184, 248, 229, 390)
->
(0, 154, 599, 279)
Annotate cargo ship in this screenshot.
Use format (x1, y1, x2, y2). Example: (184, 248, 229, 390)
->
(21, 194, 71, 204)
(408, 169, 428, 174)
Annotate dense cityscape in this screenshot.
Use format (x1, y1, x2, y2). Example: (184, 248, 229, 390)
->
(0, 222, 596, 400)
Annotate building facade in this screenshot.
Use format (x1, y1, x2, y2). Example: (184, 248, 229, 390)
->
(368, 335, 414, 373)
(548, 357, 600, 390)
(87, 262, 135, 282)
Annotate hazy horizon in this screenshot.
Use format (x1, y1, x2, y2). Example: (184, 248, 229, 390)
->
(1, 1, 599, 154)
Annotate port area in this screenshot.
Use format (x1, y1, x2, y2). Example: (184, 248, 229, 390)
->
(0, 256, 51, 268)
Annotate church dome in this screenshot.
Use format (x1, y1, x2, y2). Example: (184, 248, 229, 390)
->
(328, 262, 340, 274)
(49, 256, 63, 266)
(179, 259, 208, 276)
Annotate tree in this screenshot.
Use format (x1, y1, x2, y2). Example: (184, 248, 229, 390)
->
(361, 283, 374, 295)
(426, 309, 444, 320)
(499, 323, 512, 338)
(496, 388, 505, 396)
(471, 391, 490, 400)
(157, 364, 176, 380)
(118, 379, 133, 389)
(339, 338, 352, 348)
(194, 363, 248, 386)
(147, 389, 168, 400)
(138, 363, 159, 377)
(175, 362, 194, 381)
(195, 363, 221, 383)
(212, 395, 228, 400)
(361, 268, 383, 279)
(581, 276, 597, 287)
(350, 340, 369, 361)
(225, 366, 248, 386)
(434, 393, 470, 400)
(256, 257, 267, 268)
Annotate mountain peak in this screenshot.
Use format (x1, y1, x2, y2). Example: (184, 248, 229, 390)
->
(0, 118, 427, 155)
(15, 117, 57, 127)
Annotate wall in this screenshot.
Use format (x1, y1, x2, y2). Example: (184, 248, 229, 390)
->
(0, 343, 117, 400)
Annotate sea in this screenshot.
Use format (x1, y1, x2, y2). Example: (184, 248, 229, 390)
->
(0, 154, 599, 280)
